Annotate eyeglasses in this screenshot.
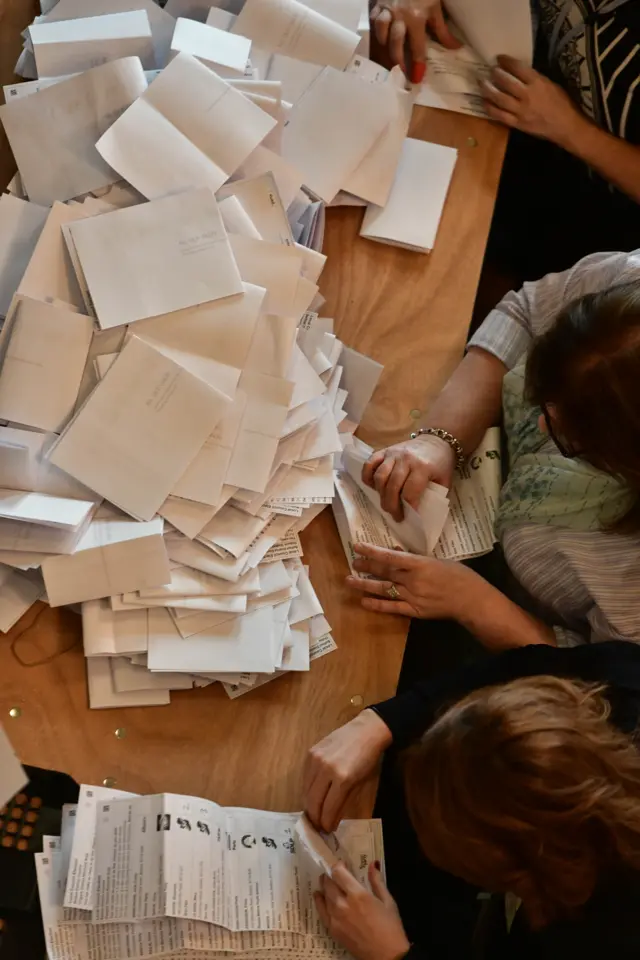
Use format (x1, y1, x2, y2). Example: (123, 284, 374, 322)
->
(541, 404, 581, 460)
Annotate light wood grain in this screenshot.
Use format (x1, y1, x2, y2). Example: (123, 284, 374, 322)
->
(0, 0, 507, 814)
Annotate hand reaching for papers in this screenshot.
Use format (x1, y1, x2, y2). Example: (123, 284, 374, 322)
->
(346, 542, 479, 619)
(371, 0, 460, 82)
(314, 862, 410, 960)
(362, 433, 455, 522)
(481, 56, 585, 146)
(304, 710, 392, 832)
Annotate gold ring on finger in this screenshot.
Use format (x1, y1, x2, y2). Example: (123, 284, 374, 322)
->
(387, 583, 400, 601)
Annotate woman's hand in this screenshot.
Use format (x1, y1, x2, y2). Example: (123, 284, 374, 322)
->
(481, 56, 585, 147)
(347, 542, 480, 620)
(314, 862, 410, 960)
(304, 710, 392, 833)
(371, 0, 460, 81)
(362, 433, 456, 522)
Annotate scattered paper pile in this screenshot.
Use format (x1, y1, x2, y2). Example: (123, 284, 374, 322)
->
(37, 783, 385, 960)
(0, 0, 423, 706)
(6, 0, 461, 255)
(334, 428, 503, 566)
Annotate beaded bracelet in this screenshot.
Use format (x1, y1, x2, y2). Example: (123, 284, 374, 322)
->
(409, 426, 466, 470)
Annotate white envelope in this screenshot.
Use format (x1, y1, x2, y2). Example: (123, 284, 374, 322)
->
(232, 0, 359, 69)
(49, 336, 231, 521)
(234, 145, 304, 210)
(166, 534, 250, 582)
(0, 57, 148, 206)
(0, 490, 95, 531)
(111, 656, 194, 692)
(0, 297, 93, 432)
(0, 566, 43, 633)
(17, 200, 104, 311)
(82, 598, 149, 656)
(344, 80, 413, 206)
(217, 172, 294, 246)
(0, 725, 27, 806)
(0, 427, 96, 501)
(29, 10, 156, 77)
(206, 7, 237, 31)
(64, 188, 243, 329)
(446, 0, 533, 65)
(42, 515, 171, 606)
(170, 17, 250, 77)
(33, 0, 176, 68)
(86, 656, 170, 708)
(0, 195, 47, 318)
(282, 67, 396, 203)
(158, 497, 217, 539)
(96, 53, 277, 200)
(228, 235, 304, 316)
(360, 137, 458, 253)
(147, 604, 278, 674)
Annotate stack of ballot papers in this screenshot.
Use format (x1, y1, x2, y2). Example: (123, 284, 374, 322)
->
(334, 428, 503, 566)
(37, 783, 384, 960)
(415, 0, 533, 118)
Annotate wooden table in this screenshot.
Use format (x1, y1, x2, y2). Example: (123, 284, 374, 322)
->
(0, 0, 507, 815)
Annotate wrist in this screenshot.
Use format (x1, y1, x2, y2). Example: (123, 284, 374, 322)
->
(360, 708, 394, 752)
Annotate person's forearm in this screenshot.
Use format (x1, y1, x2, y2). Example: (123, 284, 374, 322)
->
(558, 114, 640, 204)
(419, 347, 507, 456)
(458, 576, 556, 651)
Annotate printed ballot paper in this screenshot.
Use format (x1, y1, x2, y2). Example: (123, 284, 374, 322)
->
(40, 783, 383, 960)
(48, 336, 231, 521)
(360, 137, 458, 252)
(0, 57, 148, 206)
(334, 429, 503, 569)
(62, 188, 242, 328)
(96, 52, 277, 200)
(28, 10, 156, 78)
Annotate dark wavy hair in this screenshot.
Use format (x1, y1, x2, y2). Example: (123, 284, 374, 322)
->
(525, 281, 640, 532)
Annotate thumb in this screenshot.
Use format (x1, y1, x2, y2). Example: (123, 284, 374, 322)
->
(368, 861, 394, 906)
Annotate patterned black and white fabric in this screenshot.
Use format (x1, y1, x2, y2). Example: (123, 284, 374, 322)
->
(537, 0, 640, 142)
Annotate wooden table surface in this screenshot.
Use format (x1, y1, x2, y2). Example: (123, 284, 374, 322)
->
(0, 0, 507, 815)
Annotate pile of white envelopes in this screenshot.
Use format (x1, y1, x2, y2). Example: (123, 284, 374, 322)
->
(0, 0, 396, 707)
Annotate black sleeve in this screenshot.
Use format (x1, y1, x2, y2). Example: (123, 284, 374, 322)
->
(371, 641, 640, 748)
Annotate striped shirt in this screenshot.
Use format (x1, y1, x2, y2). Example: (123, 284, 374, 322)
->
(469, 250, 640, 646)
(538, 0, 640, 142)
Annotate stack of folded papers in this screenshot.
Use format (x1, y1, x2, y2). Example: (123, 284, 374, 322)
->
(0, 0, 481, 707)
(335, 429, 503, 565)
(37, 783, 385, 960)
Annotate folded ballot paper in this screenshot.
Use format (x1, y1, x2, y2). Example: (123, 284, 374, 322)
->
(37, 783, 383, 960)
(334, 428, 503, 567)
(415, 0, 533, 118)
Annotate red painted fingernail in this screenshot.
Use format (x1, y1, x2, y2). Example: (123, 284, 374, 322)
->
(374, 860, 381, 871)
(411, 62, 426, 84)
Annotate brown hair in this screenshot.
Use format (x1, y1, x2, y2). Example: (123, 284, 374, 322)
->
(404, 677, 640, 928)
(525, 282, 640, 532)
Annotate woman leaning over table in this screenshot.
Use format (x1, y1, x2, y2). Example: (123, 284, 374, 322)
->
(303, 641, 640, 958)
(350, 249, 640, 649)
(372, 0, 640, 279)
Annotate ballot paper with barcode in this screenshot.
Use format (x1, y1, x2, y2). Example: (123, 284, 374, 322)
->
(334, 428, 502, 565)
(62, 784, 383, 935)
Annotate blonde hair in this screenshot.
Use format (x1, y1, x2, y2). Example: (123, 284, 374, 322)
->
(404, 676, 640, 927)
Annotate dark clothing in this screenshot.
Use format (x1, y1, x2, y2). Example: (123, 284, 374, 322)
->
(372, 641, 640, 959)
(484, 0, 640, 284)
